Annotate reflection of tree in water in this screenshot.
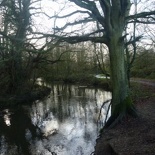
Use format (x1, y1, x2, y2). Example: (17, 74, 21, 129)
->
(52, 84, 73, 122)
(0, 107, 41, 155)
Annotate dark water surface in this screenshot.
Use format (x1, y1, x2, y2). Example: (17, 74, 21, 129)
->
(0, 84, 111, 155)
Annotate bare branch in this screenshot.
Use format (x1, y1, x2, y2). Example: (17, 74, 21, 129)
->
(44, 10, 92, 19)
(38, 50, 72, 65)
(53, 18, 94, 31)
(32, 27, 108, 44)
(61, 35, 108, 44)
(133, 20, 155, 24)
(99, 0, 112, 31)
(125, 35, 143, 46)
(127, 10, 155, 23)
(69, 0, 105, 26)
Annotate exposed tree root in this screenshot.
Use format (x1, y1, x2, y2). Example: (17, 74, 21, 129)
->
(104, 105, 137, 129)
(98, 96, 138, 129)
(98, 99, 111, 125)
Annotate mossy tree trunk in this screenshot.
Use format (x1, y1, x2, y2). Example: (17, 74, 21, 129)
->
(106, 33, 136, 127)
(104, 0, 136, 127)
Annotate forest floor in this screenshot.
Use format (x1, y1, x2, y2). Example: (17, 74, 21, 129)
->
(94, 78, 155, 155)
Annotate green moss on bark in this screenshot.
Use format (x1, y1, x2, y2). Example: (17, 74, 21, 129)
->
(105, 96, 137, 128)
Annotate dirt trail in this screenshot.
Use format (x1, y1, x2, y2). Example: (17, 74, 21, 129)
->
(131, 78, 155, 87)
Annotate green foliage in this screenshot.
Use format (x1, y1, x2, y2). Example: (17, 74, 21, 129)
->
(111, 96, 134, 117)
(131, 48, 155, 79)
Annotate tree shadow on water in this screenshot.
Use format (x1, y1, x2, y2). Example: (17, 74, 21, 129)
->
(0, 107, 42, 155)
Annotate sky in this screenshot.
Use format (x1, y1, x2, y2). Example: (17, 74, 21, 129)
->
(32, 0, 95, 34)
(31, 0, 154, 49)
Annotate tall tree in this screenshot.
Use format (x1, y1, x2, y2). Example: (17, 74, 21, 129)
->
(48, 0, 155, 126)
(0, 0, 32, 93)
(0, 0, 61, 94)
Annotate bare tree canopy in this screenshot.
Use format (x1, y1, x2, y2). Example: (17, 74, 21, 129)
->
(47, 0, 154, 45)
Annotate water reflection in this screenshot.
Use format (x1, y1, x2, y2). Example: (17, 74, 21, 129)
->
(0, 107, 40, 155)
(0, 84, 111, 155)
(3, 109, 12, 126)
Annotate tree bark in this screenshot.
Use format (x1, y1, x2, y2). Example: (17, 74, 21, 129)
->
(105, 32, 136, 127)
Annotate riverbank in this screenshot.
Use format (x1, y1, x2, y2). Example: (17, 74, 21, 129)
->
(94, 81, 155, 155)
(0, 86, 51, 109)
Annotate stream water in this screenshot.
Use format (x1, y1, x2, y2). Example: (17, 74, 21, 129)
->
(0, 84, 111, 155)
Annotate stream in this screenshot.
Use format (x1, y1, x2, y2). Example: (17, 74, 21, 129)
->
(0, 84, 111, 155)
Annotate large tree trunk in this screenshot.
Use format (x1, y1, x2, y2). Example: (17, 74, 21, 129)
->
(105, 32, 136, 127)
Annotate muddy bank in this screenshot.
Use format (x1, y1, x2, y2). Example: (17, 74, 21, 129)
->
(94, 113, 155, 155)
(94, 81, 155, 155)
